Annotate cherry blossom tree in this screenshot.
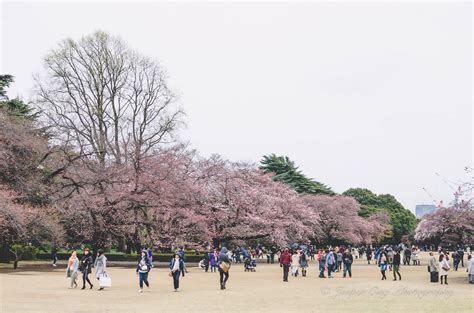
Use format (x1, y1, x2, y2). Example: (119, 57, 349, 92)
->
(302, 195, 390, 245)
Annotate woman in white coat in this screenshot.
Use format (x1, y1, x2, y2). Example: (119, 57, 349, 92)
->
(439, 253, 450, 285)
(467, 254, 474, 284)
(291, 250, 300, 277)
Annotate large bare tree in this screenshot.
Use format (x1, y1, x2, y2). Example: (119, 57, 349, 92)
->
(35, 31, 183, 169)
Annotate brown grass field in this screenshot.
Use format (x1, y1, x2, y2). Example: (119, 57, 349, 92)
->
(0, 253, 472, 313)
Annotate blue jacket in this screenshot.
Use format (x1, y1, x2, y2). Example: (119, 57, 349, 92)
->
(169, 258, 185, 272)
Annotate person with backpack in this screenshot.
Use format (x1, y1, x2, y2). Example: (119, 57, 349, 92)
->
(136, 250, 152, 293)
(342, 250, 353, 278)
(169, 253, 185, 292)
(218, 247, 231, 290)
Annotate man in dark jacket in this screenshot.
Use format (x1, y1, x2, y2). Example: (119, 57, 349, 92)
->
(342, 250, 353, 278)
(393, 250, 402, 281)
(80, 248, 93, 290)
(279, 248, 291, 282)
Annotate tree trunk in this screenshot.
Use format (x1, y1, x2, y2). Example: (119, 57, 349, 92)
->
(13, 259, 18, 269)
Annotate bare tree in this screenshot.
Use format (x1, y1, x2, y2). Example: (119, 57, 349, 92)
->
(35, 31, 183, 169)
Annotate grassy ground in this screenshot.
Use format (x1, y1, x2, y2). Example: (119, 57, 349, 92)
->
(0, 253, 472, 313)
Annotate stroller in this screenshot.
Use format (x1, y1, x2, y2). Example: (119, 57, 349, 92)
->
(244, 257, 257, 272)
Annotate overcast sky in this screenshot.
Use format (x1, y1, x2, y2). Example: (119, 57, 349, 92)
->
(1, 1, 472, 212)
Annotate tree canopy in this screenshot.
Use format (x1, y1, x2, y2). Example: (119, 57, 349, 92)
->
(342, 188, 417, 242)
(260, 154, 334, 195)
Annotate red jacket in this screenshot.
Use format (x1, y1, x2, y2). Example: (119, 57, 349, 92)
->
(280, 251, 291, 265)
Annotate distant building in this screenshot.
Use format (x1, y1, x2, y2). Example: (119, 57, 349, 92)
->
(415, 204, 437, 218)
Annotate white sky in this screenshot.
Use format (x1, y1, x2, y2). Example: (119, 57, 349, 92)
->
(1, 1, 472, 212)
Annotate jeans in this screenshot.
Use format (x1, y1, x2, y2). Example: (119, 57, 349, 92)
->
(393, 265, 401, 280)
(282, 264, 289, 281)
(172, 270, 180, 289)
(343, 263, 352, 277)
(327, 263, 333, 277)
(139, 272, 149, 289)
(319, 263, 325, 277)
(82, 272, 92, 287)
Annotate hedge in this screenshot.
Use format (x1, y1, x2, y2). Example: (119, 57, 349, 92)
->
(35, 252, 204, 262)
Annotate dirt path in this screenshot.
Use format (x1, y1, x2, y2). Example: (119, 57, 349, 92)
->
(1, 258, 472, 313)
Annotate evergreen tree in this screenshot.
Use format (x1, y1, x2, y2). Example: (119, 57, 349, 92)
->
(260, 154, 334, 195)
(0, 74, 37, 119)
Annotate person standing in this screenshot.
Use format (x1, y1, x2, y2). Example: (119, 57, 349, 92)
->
(428, 251, 439, 283)
(218, 247, 231, 290)
(452, 250, 460, 271)
(210, 249, 217, 272)
(392, 250, 401, 281)
(342, 249, 353, 278)
(137, 250, 152, 293)
(203, 252, 210, 273)
(336, 250, 343, 272)
(80, 248, 93, 290)
(387, 248, 394, 271)
(366, 247, 372, 265)
(94, 249, 107, 291)
(379, 252, 388, 280)
(169, 253, 185, 292)
(458, 247, 464, 268)
(326, 250, 335, 278)
(279, 248, 291, 282)
(467, 254, 474, 284)
(439, 254, 450, 285)
(318, 250, 327, 278)
(67, 251, 79, 288)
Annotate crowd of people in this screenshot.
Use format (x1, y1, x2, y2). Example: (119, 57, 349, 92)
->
(63, 244, 473, 293)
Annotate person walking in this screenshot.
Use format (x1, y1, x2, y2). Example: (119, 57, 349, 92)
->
(279, 248, 291, 282)
(94, 249, 107, 291)
(137, 250, 152, 293)
(169, 253, 185, 292)
(291, 250, 300, 277)
(326, 250, 335, 278)
(318, 250, 327, 278)
(379, 252, 388, 280)
(428, 252, 439, 283)
(439, 254, 450, 285)
(66, 251, 79, 288)
(80, 248, 93, 290)
(218, 247, 231, 290)
(342, 249, 353, 278)
(392, 250, 401, 281)
(52, 247, 58, 267)
(299, 250, 309, 277)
